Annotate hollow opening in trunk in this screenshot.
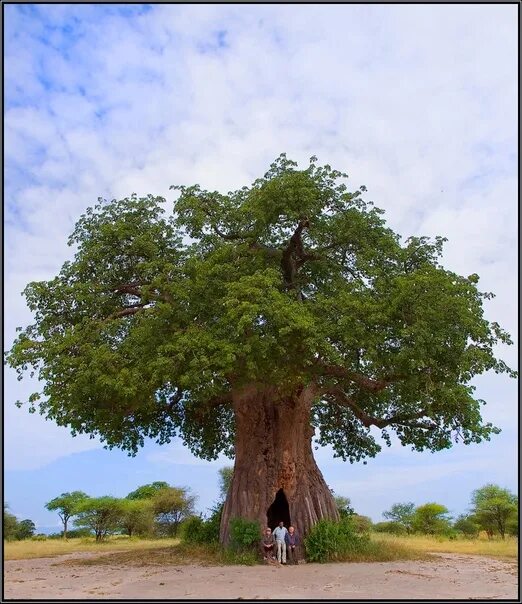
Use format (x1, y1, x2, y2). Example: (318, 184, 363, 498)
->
(266, 489, 291, 530)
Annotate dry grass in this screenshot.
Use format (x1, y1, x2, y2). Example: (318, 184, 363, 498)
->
(6, 533, 517, 566)
(371, 533, 518, 560)
(55, 543, 242, 567)
(4, 536, 181, 561)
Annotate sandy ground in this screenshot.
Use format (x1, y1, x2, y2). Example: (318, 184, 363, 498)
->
(3, 551, 518, 600)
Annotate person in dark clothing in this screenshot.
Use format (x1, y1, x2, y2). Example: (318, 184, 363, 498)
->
(260, 527, 275, 561)
(284, 525, 300, 564)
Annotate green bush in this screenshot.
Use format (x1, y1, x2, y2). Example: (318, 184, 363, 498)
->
(31, 534, 48, 541)
(200, 502, 222, 543)
(228, 517, 260, 551)
(373, 521, 407, 535)
(180, 503, 222, 544)
(180, 515, 206, 543)
(304, 517, 371, 562)
(47, 527, 94, 539)
(352, 514, 373, 533)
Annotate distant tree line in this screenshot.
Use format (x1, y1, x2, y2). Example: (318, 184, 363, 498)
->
(42, 482, 196, 541)
(368, 484, 518, 539)
(3, 504, 36, 541)
(3, 474, 517, 543)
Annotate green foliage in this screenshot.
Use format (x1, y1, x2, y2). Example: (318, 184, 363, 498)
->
(15, 519, 36, 540)
(304, 517, 371, 562)
(126, 482, 169, 500)
(45, 491, 89, 538)
(412, 503, 452, 535)
(31, 534, 48, 541)
(218, 467, 233, 501)
(6, 155, 516, 465)
(201, 502, 223, 543)
(351, 514, 373, 533)
(152, 487, 196, 537)
(3, 505, 19, 541)
(180, 515, 205, 543)
(48, 527, 93, 539)
(180, 502, 223, 545)
(228, 517, 260, 551)
(119, 498, 155, 537)
(383, 502, 415, 534)
(334, 495, 354, 518)
(470, 484, 517, 539)
(453, 514, 480, 538)
(372, 521, 407, 535)
(73, 497, 124, 542)
(506, 512, 518, 537)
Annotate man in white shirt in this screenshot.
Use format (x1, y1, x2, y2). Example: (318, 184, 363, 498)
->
(272, 521, 288, 564)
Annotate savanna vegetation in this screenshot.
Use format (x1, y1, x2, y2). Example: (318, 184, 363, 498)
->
(4, 471, 517, 566)
(6, 155, 516, 544)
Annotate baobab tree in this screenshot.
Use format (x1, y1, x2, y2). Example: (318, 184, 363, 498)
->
(6, 155, 516, 543)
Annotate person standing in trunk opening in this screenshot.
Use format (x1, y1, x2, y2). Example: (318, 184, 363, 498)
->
(273, 521, 288, 564)
(285, 525, 300, 564)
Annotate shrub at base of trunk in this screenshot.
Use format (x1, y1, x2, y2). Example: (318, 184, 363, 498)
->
(304, 518, 421, 563)
(304, 518, 366, 562)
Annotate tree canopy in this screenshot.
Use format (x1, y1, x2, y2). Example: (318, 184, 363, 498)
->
(126, 482, 169, 500)
(470, 484, 517, 539)
(6, 154, 516, 464)
(45, 491, 88, 538)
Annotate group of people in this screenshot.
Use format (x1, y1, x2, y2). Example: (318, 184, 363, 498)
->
(260, 521, 300, 564)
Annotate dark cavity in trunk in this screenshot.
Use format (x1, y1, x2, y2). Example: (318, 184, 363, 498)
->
(267, 488, 290, 529)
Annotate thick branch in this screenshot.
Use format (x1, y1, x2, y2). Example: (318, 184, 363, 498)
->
(316, 362, 404, 393)
(114, 283, 173, 304)
(109, 304, 147, 319)
(323, 385, 436, 431)
(281, 218, 310, 288)
(167, 388, 184, 410)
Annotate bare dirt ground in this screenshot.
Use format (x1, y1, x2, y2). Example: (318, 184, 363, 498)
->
(4, 551, 518, 600)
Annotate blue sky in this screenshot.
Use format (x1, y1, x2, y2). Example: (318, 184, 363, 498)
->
(4, 4, 518, 531)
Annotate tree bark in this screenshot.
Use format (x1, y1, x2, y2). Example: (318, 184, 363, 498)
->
(219, 383, 339, 545)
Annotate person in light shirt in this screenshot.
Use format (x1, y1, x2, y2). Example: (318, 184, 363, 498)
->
(272, 521, 288, 564)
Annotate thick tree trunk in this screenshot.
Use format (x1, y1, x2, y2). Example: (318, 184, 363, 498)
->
(219, 383, 339, 545)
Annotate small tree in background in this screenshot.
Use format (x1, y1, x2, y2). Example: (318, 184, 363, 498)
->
(126, 482, 169, 500)
(334, 495, 355, 519)
(453, 514, 480, 538)
(373, 521, 407, 535)
(412, 503, 452, 535)
(119, 499, 155, 537)
(15, 519, 36, 540)
(382, 502, 415, 534)
(471, 484, 517, 540)
(3, 504, 19, 541)
(152, 487, 196, 537)
(45, 491, 88, 539)
(73, 496, 124, 542)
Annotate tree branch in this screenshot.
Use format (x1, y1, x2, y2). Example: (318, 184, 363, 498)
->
(322, 385, 436, 431)
(167, 388, 184, 410)
(114, 283, 173, 304)
(281, 218, 311, 288)
(109, 304, 147, 319)
(315, 362, 405, 393)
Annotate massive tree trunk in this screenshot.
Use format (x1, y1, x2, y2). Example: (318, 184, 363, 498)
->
(219, 383, 339, 545)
